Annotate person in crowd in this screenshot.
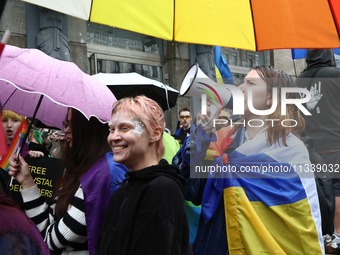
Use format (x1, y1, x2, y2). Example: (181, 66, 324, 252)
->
(173, 66, 324, 255)
(296, 49, 340, 252)
(48, 130, 66, 159)
(1, 110, 48, 159)
(2, 110, 25, 147)
(214, 109, 231, 131)
(97, 96, 189, 255)
(0, 108, 49, 255)
(1, 110, 27, 196)
(0, 190, 50, 254)
(173, 107, 195, 145)
(27, 129, 50, 157)
(8, 108, 128, 255)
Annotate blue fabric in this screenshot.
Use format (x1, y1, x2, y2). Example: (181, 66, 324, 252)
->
(185, 201, 201, 244)
(174, 127, 182, 136)
(292, 48, 340, 59)
(178, 132, 229, 255)
(201, 151, 306, 221)
(214, 46, 233, 84)
(291, 49, 308, 59)
(174, 124, 196, 136)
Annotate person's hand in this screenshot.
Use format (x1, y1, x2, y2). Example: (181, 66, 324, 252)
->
(196, 107, 212, 127)
(306, 82, 323, 111)
(196, 99, 214, 126)
(202, 105, 224, 135)
(8, 154, 35, 189)
(28, 150, 44, 158)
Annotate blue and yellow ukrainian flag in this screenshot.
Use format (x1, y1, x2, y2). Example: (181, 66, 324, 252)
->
(214, 46, 233, 85)
(202, 129, 324, 254)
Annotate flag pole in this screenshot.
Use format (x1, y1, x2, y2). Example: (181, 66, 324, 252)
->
(19, 94, 44, 155)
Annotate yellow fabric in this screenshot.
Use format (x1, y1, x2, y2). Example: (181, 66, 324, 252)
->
(162, 131, 180, 164)
(175, 0, 256, 50)
(91, 0, 174, 41)
(215, 66, 223, 84)
(224, 187, 323, 255)
(23, 0, 340, 51)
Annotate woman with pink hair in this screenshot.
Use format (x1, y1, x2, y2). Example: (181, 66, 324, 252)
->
(97, 95, 189, 255)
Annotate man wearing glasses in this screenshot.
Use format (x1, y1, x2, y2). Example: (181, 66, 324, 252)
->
(173, 108, 195, 145)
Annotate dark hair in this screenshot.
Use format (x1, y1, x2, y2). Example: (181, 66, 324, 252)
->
(231, 66, 305, 146)
(179, 108, 190, 116)
(55, 108, 111, 217)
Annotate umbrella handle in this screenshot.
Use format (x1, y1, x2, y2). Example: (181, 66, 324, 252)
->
(18, 94, 44, 156)
(2, 87, 17, 108)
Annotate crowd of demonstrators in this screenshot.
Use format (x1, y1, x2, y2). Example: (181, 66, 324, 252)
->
(173, 66, 324, 255)
(1, 62, 336, 255)
(173, 107, 195, 145)
(8, 108, 128, 255)
(97, 96, 189, 255)
(296, 49, 340, 253)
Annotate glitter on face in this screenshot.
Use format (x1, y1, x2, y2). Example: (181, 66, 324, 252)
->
(113, 112, 119, 126)
(133, 119, 145, 136)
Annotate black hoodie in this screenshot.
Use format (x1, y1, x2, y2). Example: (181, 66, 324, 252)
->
(296, 49, 340, 151)
(97, 159, 189, 255)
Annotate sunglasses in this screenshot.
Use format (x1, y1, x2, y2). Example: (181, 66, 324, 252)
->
(180, 116, 191, 120)
(62, 120, 70, 129)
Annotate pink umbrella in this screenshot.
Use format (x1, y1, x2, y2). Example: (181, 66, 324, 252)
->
(0, 45, 116, 130)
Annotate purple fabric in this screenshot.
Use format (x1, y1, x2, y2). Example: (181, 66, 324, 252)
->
(80, 152, 128, 255)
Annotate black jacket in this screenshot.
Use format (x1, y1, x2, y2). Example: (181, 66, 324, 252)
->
(97, 159, 189, 255)
(296, 49, 340, 151)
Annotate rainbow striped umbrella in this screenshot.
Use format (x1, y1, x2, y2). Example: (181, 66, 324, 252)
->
(22, 0, 340, 51)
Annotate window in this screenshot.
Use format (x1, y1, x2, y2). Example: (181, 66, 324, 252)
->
(87, 23, 164, 82)
(88, 57, 162, 82)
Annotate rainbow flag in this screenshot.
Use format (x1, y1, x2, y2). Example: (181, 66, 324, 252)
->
(214, 46, 233, 85)
(202, 127, 324, 254)
(0, 120, 28, 171)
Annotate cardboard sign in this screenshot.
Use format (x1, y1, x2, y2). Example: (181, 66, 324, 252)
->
(9, 156, 64, 207)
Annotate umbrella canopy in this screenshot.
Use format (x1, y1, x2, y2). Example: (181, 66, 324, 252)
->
(92, 72, 178, 111)
(22, 0, 340, 51)
(0, 45, 116, 130)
